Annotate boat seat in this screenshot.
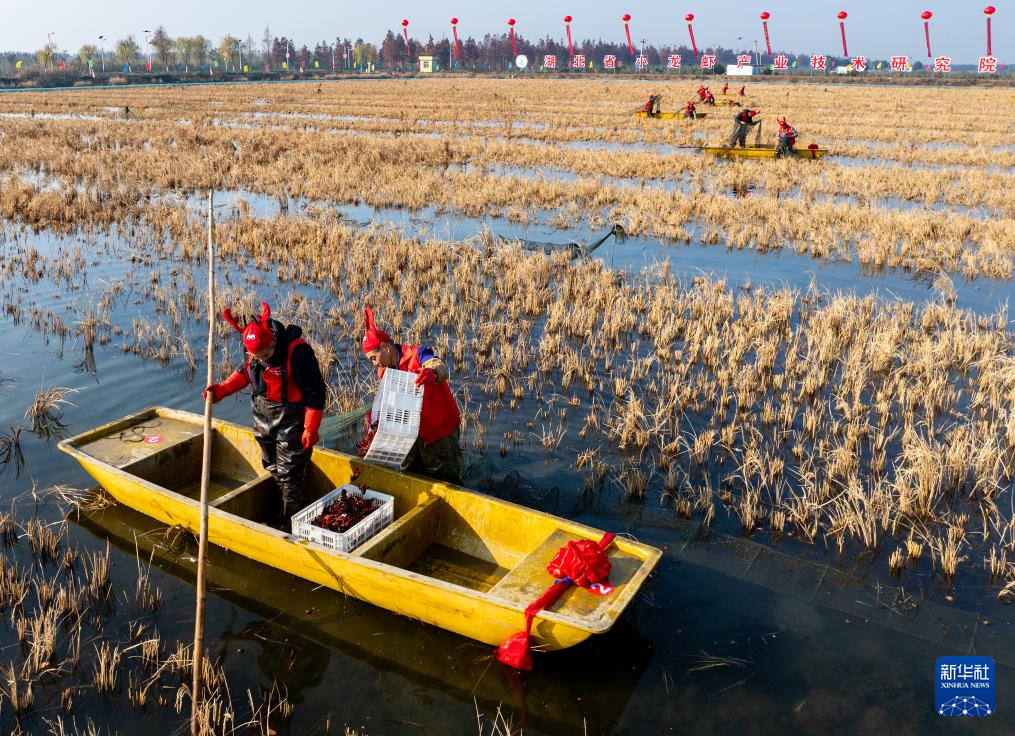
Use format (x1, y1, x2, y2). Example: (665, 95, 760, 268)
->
(487, 529, 644, 621)
(353, 495, 443, 566)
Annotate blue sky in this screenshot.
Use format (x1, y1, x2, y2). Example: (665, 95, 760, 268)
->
(6, 1, 1005, 62)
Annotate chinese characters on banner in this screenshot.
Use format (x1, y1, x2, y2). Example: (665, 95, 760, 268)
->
(603, 54, 617, 69)
(933, 56, 952, 72)
(571, 54, 585, 68)
(737, 54, 751, 68)
(773, 54, 788, 70)
(810, 55, 826, 70)
(635, 55, 648, 69)
(850, 56, 867, 71)
(979, 56, 997, 73)
(890, 55, 909, 71)
(543, 54, 557, 69)
(700, 54, 716, 69)
(667, 55, 681, 69)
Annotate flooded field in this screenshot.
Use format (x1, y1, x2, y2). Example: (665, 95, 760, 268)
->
(1, 78, 1014, 734)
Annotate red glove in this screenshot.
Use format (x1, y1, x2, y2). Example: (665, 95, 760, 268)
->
(203, 371, 248, 404)
(415, 368, 437, 387)
(302, 408, 323, 451)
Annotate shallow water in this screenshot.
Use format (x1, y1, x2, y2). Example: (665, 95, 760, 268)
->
(2, 214, 1014, 732)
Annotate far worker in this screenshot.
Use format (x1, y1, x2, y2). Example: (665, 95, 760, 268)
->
(775, 117, 798, 158)
(721, 82, 729, 95)
(641, 94, 662, 115)
(739, 85, 746, 96)
(683, 100, 697, 119)
(697, 85, 707, 101)
(360, 307, 463, 485)
(203, 302, 326, 529)
(727, 108, 760, 148)
(703, 88, 715, 106)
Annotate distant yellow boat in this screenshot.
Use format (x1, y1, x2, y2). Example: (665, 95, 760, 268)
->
(636, 111, 708, 119)
(60, 407, 660, 652)
(702, 143, 829, 160)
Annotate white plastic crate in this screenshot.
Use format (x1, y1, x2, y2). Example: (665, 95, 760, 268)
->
(363, 368, 424, 468)
(291, 484, 394, 552)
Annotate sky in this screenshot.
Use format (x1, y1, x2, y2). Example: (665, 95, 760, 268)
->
(4, 1, 1006, 63)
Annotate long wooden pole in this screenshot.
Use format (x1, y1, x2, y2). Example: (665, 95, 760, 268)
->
(191, 190, 215, 736)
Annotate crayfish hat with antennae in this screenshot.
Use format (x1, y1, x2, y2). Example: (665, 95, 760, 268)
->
(223, 301, 274, 353)
(362, 306, 391, 354)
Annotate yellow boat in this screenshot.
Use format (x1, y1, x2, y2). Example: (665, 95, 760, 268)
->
(636, 111, 707, 119)
(59, 406, 660, 653)
(702, 143, 829, 160)
(75, 501, 653, 733)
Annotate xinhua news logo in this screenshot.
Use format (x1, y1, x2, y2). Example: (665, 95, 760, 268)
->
(936, 656, 995, 716)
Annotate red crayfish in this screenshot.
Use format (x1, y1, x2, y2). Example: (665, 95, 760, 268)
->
(311, 489, 378, 533)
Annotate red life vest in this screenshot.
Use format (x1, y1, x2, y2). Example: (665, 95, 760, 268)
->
(378, 345, 461, 445)
(245, 338, 306, 404)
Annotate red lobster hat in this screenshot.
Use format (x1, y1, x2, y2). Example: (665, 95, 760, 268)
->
(362, 306, 391, 354)
(223, 301, 274, 353)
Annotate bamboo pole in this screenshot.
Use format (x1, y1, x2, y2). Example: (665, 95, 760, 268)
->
(191, 190, 215, 736)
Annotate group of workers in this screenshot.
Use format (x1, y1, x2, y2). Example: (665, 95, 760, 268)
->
(726, 108, 798, 156)
(204, 304, 462, 530)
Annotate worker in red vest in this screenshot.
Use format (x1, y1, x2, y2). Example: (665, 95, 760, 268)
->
(727, 108, 760, 148)
(203, 302, 326, 528)
(721, 82, 729, 95)
(360, 307, 462, 484)
(683, 99, 697, 119)
(640, 94, 662, 115)
(776, 116, 798, 158)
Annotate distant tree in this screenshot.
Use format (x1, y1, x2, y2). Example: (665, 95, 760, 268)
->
(219, 36, 240, 70)
(36, 43, 57, 71)
(380, 30, 401, 69)
(151, 26, 173, 71)
(261, 26, 272, 67)
(174, 36, 209, 71)
(78, 44, 98, 68)
(351, 42, 376, 69)
(271, 37, 295, 67)
(244, 34, 255, 68)
(114, 36, 141, 69)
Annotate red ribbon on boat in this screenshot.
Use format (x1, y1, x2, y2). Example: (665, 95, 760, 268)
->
(508, 18, 517, 57)
(451, 18, 461, 58)
(984, 6, 995, 57)
(564, 15, 574, 56)
(401, 19, 411, 55)
(685, 14, 698, 58)
(495, 532, 616, 671)
(921, 11, 932, 58)
(760, 11, 772, 56)
(622, 13, 634, 57)
(837, 11, 848, 57)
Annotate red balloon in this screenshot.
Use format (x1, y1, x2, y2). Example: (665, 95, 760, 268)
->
(921, 10, 932, 20)
(622, 13, 631, 22)
(685, 13, 694, 22)
(984, 5, 995, 14)
(564, 15, 572, 23)
(837, 11, 848, 20)
(450, 17, 458, 25)
(760, 11, 770, 20)
(401, 19, 409, 27)
(508, 18, 516, 26)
